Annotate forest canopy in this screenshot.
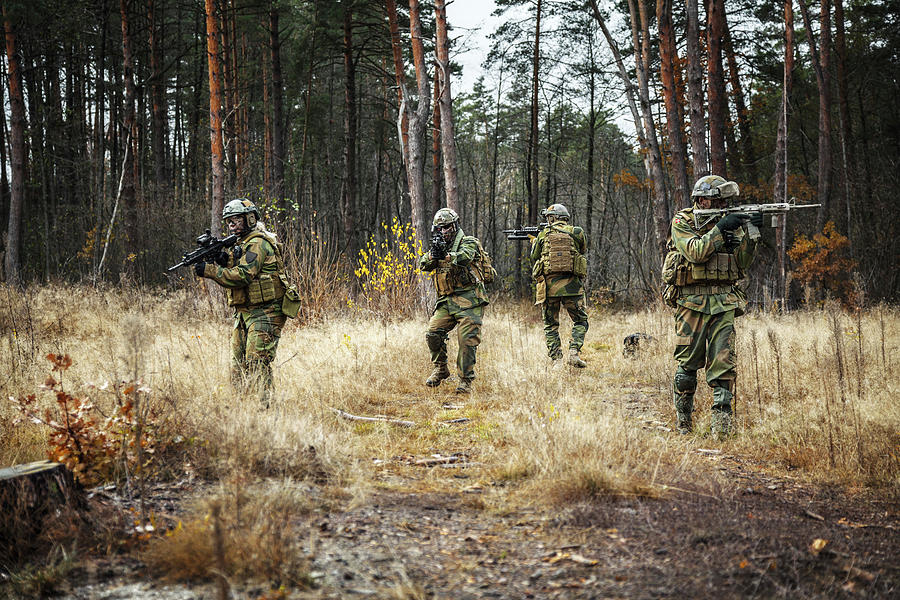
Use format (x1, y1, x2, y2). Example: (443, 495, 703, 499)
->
(0, 0, 896, 305)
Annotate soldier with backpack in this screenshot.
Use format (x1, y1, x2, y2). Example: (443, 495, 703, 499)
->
(419, 208, 494, 394)
(530, 203, 589, 367)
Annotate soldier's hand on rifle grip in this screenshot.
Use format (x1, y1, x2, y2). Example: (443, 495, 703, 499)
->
(194, 261, 207, 277)
(749, 212, 763, 228)
(214, 250, 230, 267)
(716, 213, 745, 233)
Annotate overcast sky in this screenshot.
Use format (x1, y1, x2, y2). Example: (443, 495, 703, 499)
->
(445, 0, 502, 93)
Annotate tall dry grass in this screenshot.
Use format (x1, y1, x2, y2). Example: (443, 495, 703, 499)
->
(1, 283, 898, 585)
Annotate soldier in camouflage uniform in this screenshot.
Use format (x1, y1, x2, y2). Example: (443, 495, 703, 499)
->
(194, 198, 289, 407)
(419, 208, 489, 394)
(530, 204, 589, 367)
(667, 176, 761, 438)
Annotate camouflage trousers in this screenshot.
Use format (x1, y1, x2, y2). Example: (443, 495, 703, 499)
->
(232, 302, 286, 405)
(542, 295, 589, 358)
(426, 302, 484, 382)
(672, 306, 736, 426)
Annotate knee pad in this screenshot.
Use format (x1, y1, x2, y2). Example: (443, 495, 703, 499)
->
(426, 330, 446, 352)
(674, 369, 697, 393)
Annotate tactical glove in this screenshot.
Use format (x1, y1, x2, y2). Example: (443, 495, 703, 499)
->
(716, 213, 746, 233)
(214, 250, 230, 267)
(749, 212, 763, 228)
(194, 261, 206, 277)
(232, 246, 243, 261)
(430, 245, 445, 261)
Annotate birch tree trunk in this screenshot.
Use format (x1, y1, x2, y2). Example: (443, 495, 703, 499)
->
(205, 0, 226, 235)
(629, 0, 670, 260)
(405, 0, 431, 239)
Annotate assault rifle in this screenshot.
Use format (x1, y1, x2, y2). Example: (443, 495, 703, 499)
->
(429, 227, 448, 260)
(693, 200, 821, 241)
(502, 222, 548, 241)
(167, 229, 238, 272)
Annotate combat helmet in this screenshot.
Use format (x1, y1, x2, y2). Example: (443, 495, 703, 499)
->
(691, 175, 739, 201)
(433, 207, 460, 228)
(222, 198, 260, 229)
(542, 203, 570, 220)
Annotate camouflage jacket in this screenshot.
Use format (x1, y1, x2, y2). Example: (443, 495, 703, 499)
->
(201, 228, 287, 314)
(419, 228, 489, 308)
(670, 206, 758, 315)
(530, 222, 587, 298)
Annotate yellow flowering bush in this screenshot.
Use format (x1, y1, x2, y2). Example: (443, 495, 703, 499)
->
(352, 218, 425, 319)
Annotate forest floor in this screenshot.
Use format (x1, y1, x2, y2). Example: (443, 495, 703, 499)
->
(51, 385, 899, 600)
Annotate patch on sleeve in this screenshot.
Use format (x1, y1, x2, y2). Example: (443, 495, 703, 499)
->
(243, 249, 258, 264)
(673, 217, 682, 224)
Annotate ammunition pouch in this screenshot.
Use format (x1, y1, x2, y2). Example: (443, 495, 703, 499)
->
(432, 258, 473, 296)
(686, 252, 742, 284)
(281, 282, 301, 319)
(534, 276, 546, 305)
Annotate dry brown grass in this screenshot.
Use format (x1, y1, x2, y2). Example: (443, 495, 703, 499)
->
(2, 283, 898, 584)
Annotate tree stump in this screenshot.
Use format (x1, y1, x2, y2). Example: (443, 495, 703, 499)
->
(0, 460, 84, 564)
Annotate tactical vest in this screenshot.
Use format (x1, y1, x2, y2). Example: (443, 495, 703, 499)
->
(432, 234, 478, 296)
(540, 224, 587, 277)
(663, 210, 743, 287)
(227, 231, 288, 308)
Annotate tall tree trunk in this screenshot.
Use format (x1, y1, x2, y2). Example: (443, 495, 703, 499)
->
(797, 0, 831, 230)
(148, 0, 168, 191)
(405, 0, 431, 238)
(434, 0, 460, 213)
(706, 0, 727, 176)
(119, 0, 139, 269)
(341, 0, 357, 248)
(629, 0, 670, 260)
(205, 0, 226, 234)
(431, 69, 442, 214)
(773, 0, 794, 308)
(657, 0, 690, 207)
(685, 0, 707, 177)
(527, 0, 541, 224)
(270, 2, 285, 209)
(723, 19, 757, 186)
(586, 31, 596, 247)
(834, 0, 853, 241)
(385, 0, 410, 217)
(590, 0, 668, 259)
(2, 5, 25, 284)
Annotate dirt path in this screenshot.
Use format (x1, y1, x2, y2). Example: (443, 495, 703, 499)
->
(39, 384, 899, 599)
(51, 447, 898, 600)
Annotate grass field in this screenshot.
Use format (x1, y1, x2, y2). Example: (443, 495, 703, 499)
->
(1, 283, 898, 592)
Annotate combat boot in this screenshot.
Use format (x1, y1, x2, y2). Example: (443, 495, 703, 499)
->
(710, 410, 733, 441)
(455, 378, 472, 394)
(676, 414, 692, 435)
(425, 363, 451, 387)
(566, 347, 586, 368)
